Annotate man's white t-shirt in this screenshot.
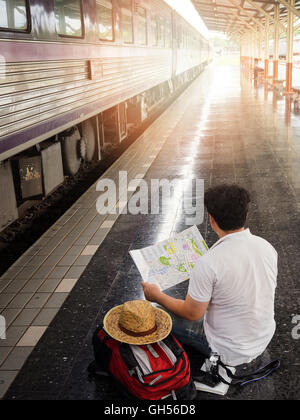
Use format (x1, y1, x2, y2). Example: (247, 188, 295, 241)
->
(188, 229, 278, 366)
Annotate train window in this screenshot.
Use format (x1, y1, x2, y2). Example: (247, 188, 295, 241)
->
(157, 17, 165, 48)
(96, 0, 114, 41)
(151, 15, 158, 46)
(120, 0, 133, 43)
(54, 0, 83, 38)
(165, 17, 172, 48)
(137, 6, 147, 45)
(0, 0, 29, 31)
(177, 25, 182, 48)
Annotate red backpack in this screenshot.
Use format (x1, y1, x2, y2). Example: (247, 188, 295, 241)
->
(89, 327, 197, 401)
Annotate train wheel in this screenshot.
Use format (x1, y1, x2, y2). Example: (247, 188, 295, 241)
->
(81, 119, 96, 162)
(61, 127, 82, 176)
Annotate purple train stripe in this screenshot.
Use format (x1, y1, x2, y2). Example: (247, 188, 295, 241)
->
(0, 87, 142, 156)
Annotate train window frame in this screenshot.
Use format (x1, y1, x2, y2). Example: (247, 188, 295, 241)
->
(164, 14, 172, 49)
(54, 0, 85, 40)
(157, 16, 165, 48)
(137, 5, 147, 46)
(120, 0, 134, 44)
(0, 0, 31, 34)
(177, 24, 182, 49)
(151, 14, 158, 47)
(96, 0, 115, 42)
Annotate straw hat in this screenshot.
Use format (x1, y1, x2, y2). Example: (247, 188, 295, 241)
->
(103, 300, 172, 345)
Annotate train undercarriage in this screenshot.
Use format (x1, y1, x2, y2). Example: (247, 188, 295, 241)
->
(0, 63, 207, 234)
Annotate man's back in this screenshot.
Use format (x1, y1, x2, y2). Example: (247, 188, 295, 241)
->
(188, 229, 278, 366)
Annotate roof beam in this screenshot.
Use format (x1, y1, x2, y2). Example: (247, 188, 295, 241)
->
(278, 0, 300, 20)
(232, 11, 258, 33)
(227, 0, 266, 30)
(246, 0, 286, 31)
(191, 0, 299, 32)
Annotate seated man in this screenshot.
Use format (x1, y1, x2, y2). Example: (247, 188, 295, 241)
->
(142, 184, 278, 368)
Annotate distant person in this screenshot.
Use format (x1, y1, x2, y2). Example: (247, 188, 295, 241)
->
(142, 184, 278, 368)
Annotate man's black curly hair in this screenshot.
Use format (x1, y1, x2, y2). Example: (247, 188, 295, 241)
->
(204, 184, 251, 231)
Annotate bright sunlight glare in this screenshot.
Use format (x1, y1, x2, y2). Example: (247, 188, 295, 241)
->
(164, 0, 210, 39)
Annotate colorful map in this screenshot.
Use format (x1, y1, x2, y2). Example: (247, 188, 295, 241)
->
(130, 226, 209, 291)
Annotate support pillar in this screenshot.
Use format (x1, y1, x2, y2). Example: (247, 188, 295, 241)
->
(273, 60, 279, 81)
(273, 3, 280, 85)
(254, 26, 263, 84)
(285, 0, 294, 94)
(258, 26, 263, 62)
(285, 96, 292, 125)
(251, 31, 256, 80)
(264, 17, 270, 80)
(254, 57, 259, 82)
(244, 32, 252, 80)
(286, 62, 293, 93)
(265, 60, 269, 79)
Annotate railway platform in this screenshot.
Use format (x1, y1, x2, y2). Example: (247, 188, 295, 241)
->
(0, 59, 299, 400)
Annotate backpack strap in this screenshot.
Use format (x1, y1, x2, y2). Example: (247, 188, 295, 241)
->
(163, 335, 184, 358)
(207, 353, 280, 387)
(119, 343, 140, 371)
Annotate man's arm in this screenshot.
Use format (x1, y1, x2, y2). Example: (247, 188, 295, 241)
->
(141, 282, 209, 321)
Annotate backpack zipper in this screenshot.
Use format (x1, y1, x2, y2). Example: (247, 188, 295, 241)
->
(130, 354, 187, 388)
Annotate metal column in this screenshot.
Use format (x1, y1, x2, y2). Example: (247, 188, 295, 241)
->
(273, 3, 280, 84)
(285, 0, 294, 94)
(264, 17, 270, 80)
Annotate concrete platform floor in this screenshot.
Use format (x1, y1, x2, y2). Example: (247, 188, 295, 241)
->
(2, 59, 300, 400)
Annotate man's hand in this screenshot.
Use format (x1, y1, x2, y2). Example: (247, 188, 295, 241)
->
(141, 282, 162, 303)
(142, 281, 209, 321)
(142, 282, 209, 321)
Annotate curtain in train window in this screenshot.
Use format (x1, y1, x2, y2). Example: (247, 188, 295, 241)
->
(137, 6, 147, 45)
(120, 0, 133, 43)
(54, 0, 83, 37)
(97, 0, 113, 40)
(151, 14, 158, 47)
(0, 0, 28, 31)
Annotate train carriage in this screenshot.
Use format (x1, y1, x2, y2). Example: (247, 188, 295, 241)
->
(0, 0, 211, 231)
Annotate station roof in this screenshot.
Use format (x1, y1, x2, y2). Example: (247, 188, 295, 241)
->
(191, 0, 300, 34)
